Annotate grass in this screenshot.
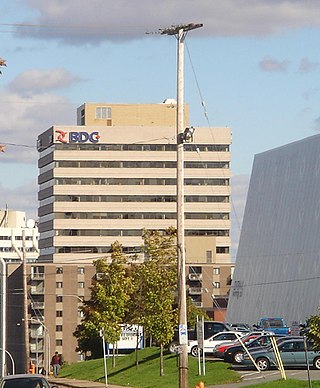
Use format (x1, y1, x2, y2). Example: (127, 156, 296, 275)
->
(59, 347, 241, 387)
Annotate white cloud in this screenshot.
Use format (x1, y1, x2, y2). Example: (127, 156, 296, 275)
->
(259, 56, 290, 72)
(9, 68, 81, 95)
(0, 69, 78, 163)
(16, 0, 320, 44)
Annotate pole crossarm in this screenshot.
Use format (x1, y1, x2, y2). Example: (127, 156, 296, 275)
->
(159, 23, 203, 36)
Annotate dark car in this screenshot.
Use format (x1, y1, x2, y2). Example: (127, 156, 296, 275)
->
(0, 374, 58, 388)
(168, 321, 231, 353)
(241, 338, 320, 371)
(213, 331, 265, 359)
(224, 333, 289, 364)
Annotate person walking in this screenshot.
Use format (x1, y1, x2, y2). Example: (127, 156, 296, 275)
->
(50, 351, 63, 377)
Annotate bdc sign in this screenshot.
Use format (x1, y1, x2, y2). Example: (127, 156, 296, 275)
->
(56, 130, 101, 144)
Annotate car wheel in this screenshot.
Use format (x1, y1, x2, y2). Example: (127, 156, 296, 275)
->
(233, 350, 244, 364)
(191, 346, 200, 357)
(168, 341, 179, 354)
(314, 356, 320, 370)
(256, 357, 270, 371)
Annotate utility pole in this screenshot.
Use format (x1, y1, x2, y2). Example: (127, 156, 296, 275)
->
(160, 23, 203, 388)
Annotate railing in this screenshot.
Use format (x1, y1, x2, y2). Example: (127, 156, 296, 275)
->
(30, 273, 45, 280)
(31, 302, 45, 309)
(188, 273, 202, 281)
(188, 287, 202, 295)
(30, 286, 45, 294)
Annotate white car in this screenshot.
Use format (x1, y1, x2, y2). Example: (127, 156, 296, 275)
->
(188, 331, 245, 357)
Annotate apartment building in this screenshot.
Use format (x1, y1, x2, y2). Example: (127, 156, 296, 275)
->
(0, 209, 39, 263)
(7, 262, 95, 373)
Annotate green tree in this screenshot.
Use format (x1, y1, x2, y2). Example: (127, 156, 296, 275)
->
(306, 310, 320, 348)
(129, 228, 177, 376)
(186, 297, 209, 327)
(74, 241, 131, 362)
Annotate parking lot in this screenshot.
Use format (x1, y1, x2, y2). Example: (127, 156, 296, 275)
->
(207, 362, 320, 387)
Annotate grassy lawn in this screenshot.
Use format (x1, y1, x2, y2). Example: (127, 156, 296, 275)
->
(59, 347, 241, 387)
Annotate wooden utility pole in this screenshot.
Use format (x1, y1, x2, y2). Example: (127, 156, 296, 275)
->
(160, 23, 203, 388)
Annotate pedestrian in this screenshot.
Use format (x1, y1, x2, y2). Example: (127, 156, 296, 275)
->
(50, 351, 63, 377)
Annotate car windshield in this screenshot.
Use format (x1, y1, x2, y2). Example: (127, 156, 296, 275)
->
(261, 319, 284, 328)
(3, 377, 50, 388)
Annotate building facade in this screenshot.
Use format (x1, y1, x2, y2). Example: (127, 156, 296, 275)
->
(36, 101, 233, 325)
(6, 262, 95, 373)
(227, 134, 320, 328)
(0, 209, 39, 263)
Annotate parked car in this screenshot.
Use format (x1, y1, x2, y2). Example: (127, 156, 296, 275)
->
(223, 333, 289, 364)
(0, 374, 59, 388)
(228, 323, 251, 332)
(253, 317, 291, 335)
(213, 331, 265, 359)
(188, 331, 245, 357)
(241, 337, 320, 371)
(168, 321, 231, 353)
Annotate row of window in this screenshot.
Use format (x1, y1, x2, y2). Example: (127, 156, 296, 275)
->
(0, 247, 36, 252)
(56, 246, 230, 254)
(55, 178, 230, 186)
(56, 282, 84, 288)
(0, 236, 34, 240)
(57, 229, 230, 237)
(55, 143, 230, 152)
(55, 195, 229, 203)
(57, 212, 229, 220)
(56, 267, 85, 274)
(55, 160, 229, 169)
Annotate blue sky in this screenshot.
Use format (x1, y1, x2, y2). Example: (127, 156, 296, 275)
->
(1, 0, 320, 258)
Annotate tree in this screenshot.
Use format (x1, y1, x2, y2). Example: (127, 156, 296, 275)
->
(74, 241, 131, 362)
(128, 228, 177, 376)
(306, 310, 320, 348)
(186, 297, 209, 327)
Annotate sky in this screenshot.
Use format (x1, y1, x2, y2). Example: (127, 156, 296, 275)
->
(1, 0, 320, 259)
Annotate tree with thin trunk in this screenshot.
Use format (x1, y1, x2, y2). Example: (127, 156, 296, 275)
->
(74, 241, 131, 364)
(129, 228, 177, 376)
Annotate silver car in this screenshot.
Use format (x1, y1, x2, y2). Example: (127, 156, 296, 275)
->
(0, 374, 59, 388)
(241, 338, 320, 371)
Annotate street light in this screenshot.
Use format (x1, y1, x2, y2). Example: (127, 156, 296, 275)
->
(0, 348, 15, 375)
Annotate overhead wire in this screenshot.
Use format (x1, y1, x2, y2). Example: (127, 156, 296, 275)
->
(185, 39, 242, 261)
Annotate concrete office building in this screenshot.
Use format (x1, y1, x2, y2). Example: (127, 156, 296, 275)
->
(227, 134, 320, 327)
(37, 101, 233, 315)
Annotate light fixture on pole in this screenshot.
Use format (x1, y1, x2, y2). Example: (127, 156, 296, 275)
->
(160, 22, 203, 388)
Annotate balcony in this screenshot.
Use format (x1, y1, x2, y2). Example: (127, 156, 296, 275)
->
(30, 328, 45, 338)
(30, 273, 45, 280)
(30, 343, 44, 353)
(30, 285, 45, 295)
(188, 273, 202, 281)
(31, 302, 45, 310)
(188, 287, 202, 295)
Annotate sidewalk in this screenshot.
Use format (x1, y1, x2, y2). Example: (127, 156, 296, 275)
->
(49, 377, 130, 388)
